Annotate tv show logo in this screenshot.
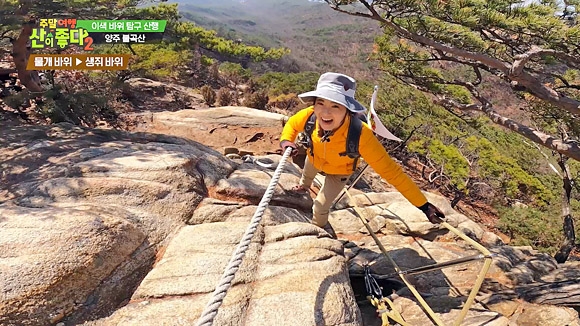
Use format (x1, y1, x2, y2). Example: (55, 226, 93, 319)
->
(31, 18, 93, 51)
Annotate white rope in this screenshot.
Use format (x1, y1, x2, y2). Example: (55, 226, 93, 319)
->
(195, 147, 293, 326)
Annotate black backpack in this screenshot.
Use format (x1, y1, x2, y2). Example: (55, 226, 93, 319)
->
(301, 112, 366, 172)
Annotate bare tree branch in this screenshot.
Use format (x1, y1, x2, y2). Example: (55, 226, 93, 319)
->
(432, 50, 499, 82)
(522, 139, 562, 176)
(394, 123, 422, 151)
(511, 45, 580, 77)
(0, 29, 15, 41)
(548, 73, 580, 91)
(0, 68, 17, 75)
(323, 0, 375, 19)
(126, 43, 137, 55)
(555, 84, 580, 91)
(434, 97, 580, 160)
(473, 66, 483, 85)
(480, 28, 524, 56)
(334, 0, 580, 117)
(348, 1, 510, 69)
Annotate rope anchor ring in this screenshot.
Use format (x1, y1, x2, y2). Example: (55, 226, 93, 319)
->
(241, 154, 278, 169)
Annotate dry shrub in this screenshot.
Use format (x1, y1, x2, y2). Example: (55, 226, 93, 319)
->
(242, 90, 269, 110)
(217, 87, 233, 106)
(200, 85, 216, 106)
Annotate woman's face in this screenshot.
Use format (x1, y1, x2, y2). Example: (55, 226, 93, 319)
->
(313, 98, 348, 131)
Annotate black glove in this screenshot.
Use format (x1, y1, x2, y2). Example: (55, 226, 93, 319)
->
(418, 202, 445, 224)
(280, 140, 298, 157)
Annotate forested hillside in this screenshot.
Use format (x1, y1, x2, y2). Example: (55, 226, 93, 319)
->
(172, 0, 381, 77)
(1, 0, 578, 258)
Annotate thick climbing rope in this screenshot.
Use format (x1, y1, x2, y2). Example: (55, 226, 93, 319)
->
(195, 147, 293, 326)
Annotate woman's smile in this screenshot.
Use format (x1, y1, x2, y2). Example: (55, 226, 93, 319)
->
(319, 117, 334, 128)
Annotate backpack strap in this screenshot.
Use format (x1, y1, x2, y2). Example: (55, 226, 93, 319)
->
(301, 112, 317, 156)
(356, 112, 368, 124)
(339, 113, 363, 171)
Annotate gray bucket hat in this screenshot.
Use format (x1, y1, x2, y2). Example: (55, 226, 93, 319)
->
(298, 72, 367, 113)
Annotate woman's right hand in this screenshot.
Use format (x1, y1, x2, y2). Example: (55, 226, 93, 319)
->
(280, 140, 298, 157)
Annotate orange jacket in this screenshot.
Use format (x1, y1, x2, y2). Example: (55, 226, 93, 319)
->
(281, 106, 428, 207)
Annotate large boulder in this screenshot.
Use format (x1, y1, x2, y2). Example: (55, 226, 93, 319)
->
(0, 203, 145, 325)
(122, 77, 206, 112)
(86, 222, 362, 326)
(0, 123, 236, 325)
(128, 106, 288, 156)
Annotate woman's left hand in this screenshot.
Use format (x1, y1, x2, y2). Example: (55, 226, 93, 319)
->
(417, 202, 445, 224)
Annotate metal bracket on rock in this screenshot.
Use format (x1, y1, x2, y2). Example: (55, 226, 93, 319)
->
(241, 155, 277, 169)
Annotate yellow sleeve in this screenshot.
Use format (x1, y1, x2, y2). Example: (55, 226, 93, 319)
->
(280, 107, 314, 144)
(358, 126, 428, 207)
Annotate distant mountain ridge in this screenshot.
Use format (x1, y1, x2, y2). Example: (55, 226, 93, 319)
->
(171, 0, 381, 76)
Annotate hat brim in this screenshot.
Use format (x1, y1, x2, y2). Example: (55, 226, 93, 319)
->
(298, 89, 367, 113)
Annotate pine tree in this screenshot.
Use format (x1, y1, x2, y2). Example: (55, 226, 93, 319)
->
(327, 0, 580, 161)
(328, 0, 580, 263)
